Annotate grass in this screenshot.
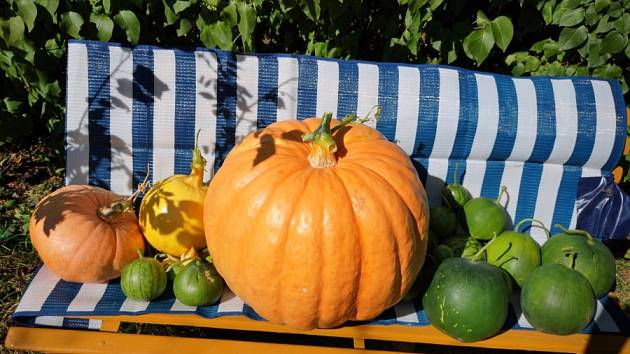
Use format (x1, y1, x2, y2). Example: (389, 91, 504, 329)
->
(0, 139, 628, 354)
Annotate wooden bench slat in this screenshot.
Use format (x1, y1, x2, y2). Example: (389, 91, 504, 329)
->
(66, 314, 630, 354)
(4, 327, 395, 354)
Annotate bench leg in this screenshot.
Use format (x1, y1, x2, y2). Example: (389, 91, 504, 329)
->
(99, 319, 120, 332)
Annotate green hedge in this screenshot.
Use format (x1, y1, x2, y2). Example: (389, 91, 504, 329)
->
(1, 0, 629, 181)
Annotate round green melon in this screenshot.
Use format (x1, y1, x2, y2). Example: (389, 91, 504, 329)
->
(173, 260, 224, 306)
(542, 227, 616, 298)
(442, 183, 472, 210)
(463, 197, 506, 241)
(486, 220, 542, 288)
(422, 257, 511, 342)
(521, 263, 595, 335)
(121, 250, 167, 301)
(430, 206, 457, 239)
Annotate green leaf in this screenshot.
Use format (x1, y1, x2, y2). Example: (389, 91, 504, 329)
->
(558, 0, 580, 9)
(45, 37, 63, 58)
(429, 0, 443, 10)
(607, 1, 623, 17)
(34, 0, 58, 19)
(409, 0, 429, 11)
(552, 5, 567, 24)
(16, 0, 37, 32)
(199, 24, 214, 47)
(299, 0, 320, 22)
(558, 25, 587, 50)
(601, 30, 628, 54)
(462, 28, 494, 65)
(626, 42, 630, 59)
(595, 15, 614, 33)
(584, 5, 598, 25)
(490, 16, 513, 52)
(558, 8, 584, 26)
(176, 18, 191, 36)
(237, 3, 256, 44)
(206, 21, 232, 50)
(542, 0, 556, 24)
(220, 2, 237, 27)
(90, 13, 114, 42)
(114, 10, 140, 44)
(588, 44, 611, 67)
(163, 0, 178, 25)
(3, 98, 23, 113)
(0, 17, 25, 46)
(592, 64, 623, 79)
(614, 13, 630, 35)
(61, 11, 84, 39)
(476, 10, 491, 27)
(173, 0, 190, 14)
(103, 0, 111, 14)
(595, 0, 611, 12)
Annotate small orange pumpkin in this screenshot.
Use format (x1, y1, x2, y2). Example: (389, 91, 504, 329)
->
(204, 114, 429, 329)
(29, 185, 145, 283)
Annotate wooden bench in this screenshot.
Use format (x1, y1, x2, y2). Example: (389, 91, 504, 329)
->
(5, 40, 630, 354)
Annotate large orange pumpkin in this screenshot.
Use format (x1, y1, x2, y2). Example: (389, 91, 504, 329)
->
(29, 185, 145, 283)
(204, 114, 429, 329)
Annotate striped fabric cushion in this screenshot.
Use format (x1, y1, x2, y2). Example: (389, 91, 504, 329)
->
(12, 39, 628, 332)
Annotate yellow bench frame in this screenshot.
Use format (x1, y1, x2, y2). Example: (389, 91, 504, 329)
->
(4, 110, 630, 354)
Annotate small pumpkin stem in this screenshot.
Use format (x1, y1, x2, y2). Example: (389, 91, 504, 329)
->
(514, 218, 551, 241)
(190, 129, 207, 184)
(562, 247, 578, 269)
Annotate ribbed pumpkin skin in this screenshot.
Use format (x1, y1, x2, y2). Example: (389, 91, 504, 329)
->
(204, 118, 429, 330)
(29, 185, 145, 283)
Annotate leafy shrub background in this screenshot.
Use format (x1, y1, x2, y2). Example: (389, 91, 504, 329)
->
(1, 0, 629, 184)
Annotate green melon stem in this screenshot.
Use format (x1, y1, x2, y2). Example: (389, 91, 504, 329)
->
(452, 162, 460, 185)
(514, 218, 551, 241)
(562, 247, 578, 269)
(495, 186, 507, 204)
(470, 233, 499, 261)
(135, 248, 144, 259)
(555, 224, 594, 245)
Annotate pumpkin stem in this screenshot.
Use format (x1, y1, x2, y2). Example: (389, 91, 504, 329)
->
(302, 108, 381, 168)
(562, 247, 578, 269)
(190, 129, 207, 184)
(97, 199, 134, 223)
(554, 224, 594, 245)
(135, 248, 144, 259)
(514, 218, 551, 241)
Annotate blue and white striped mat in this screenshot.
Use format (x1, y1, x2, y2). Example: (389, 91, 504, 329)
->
(12, 265, 630, 333)
(13, 39, 629, 332)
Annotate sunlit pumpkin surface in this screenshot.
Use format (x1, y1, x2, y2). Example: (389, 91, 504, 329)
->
(204, 117, 430, 330)
(140, 175, 207, 257)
